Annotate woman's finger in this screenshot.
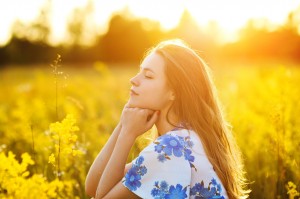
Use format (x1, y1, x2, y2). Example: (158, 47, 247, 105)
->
(146, 111, 159, 128)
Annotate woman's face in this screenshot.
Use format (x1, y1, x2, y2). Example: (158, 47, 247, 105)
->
(128, 52, 174, 111)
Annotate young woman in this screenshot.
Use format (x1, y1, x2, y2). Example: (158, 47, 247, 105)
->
(85, 39, 250, 199)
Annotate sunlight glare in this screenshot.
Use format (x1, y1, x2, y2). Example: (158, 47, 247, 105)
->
(0, 0, 44, 45)
(1, 0, 299, 46)
(93, 0, 129, 34)
(127, 0, 185, 30)
(49, 0, 88, 45)
(185, 0, 300, 42)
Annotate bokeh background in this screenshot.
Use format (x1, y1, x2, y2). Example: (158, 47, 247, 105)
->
(0, 0, 300, 198)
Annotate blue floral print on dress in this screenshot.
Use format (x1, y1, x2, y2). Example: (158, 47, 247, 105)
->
(190, 178, 225, 199)
(122, 129, 229, 198)
(151, 180, 188, 199)
(154, 134, 197, 171)
(123, 156, 147, 191)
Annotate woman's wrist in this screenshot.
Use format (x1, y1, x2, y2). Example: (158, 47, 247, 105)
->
(118, 128, 137, 142)
(113, 123, 122, 135)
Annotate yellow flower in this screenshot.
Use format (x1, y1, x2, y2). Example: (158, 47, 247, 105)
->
(48, 153, 55, 166)
(72, 149, 82, 157)
(21, 152, 34, 165)
(68, 134, 78, 143)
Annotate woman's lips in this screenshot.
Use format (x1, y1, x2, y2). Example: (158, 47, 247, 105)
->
(130, 89, 139, 95)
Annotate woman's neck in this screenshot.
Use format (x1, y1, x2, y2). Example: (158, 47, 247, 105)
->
(154, 107, 179, 136)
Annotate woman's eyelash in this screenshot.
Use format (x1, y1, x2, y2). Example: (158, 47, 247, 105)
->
(136, 71, 152, 79)
(137, 71, 152, 79)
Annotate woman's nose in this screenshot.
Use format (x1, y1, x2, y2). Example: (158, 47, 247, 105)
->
(130, 74, 139, 86)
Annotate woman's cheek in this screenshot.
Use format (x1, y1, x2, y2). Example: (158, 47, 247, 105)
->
(147, 94, 168, 110)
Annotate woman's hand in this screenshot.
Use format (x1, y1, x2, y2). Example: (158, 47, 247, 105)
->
(120, 102, 159, 139)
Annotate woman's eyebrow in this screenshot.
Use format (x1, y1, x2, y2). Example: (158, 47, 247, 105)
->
(140, 66, 155, 74)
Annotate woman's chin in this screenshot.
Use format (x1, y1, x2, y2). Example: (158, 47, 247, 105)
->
(127, 99, 140, 108)
(127, 100, 153, 109)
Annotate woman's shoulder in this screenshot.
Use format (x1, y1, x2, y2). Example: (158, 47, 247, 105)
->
(136, 127, 207, 170)
(154, 129, 196, 151)
(157, 128, 206, 155)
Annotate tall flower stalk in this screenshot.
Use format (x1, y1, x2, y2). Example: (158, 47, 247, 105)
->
(50, 54, 63, 179)
(50, 54, 62, 121)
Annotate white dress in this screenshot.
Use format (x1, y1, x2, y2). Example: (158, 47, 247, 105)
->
(122, 127, 229, 199)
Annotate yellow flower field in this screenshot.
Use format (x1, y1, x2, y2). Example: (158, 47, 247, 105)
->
(0, 61, 299, 198)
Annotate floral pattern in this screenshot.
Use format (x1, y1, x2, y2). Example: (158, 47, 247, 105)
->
(190, 178, 225, 199)
(122, 130, 228, 198)
(151, 180, 188, 199)
(123, 156, 147, 191)
(154, 134, 197, 171)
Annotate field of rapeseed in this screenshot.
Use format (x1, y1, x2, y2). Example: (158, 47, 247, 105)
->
(0, 60, 299, 198)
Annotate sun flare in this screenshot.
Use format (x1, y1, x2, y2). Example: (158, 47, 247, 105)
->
(0, 0, 299, 45)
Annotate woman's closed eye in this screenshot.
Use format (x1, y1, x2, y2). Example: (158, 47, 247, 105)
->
(144, 75, 153, 79)
(136, 71, 153, 79)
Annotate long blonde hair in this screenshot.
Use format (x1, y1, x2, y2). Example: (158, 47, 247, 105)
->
(148, 39, 250, 199)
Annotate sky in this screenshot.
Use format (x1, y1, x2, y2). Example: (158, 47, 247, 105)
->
(0, 0, 300, 46)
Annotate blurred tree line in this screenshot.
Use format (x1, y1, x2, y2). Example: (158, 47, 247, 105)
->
(0, 4, 299, 66)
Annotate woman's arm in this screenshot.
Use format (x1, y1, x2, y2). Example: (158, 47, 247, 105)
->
(85, 123, 122, 197)
(94, 107, 159, 199)
(95, 129, 137, 199)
